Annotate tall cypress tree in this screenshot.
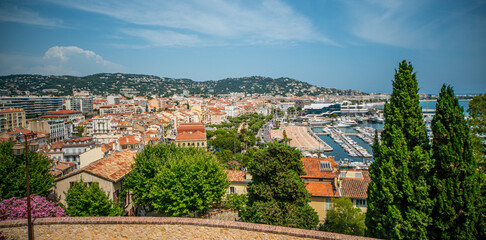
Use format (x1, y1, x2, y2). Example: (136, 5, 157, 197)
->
(429, 85, 480, 239)
(366, 60, 433, 239)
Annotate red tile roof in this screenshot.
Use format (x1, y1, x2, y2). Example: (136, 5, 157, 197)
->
(45, 110, 82, 115)
(83, 150, 136, 182)
(306, 182, 338, 197)
(227, 170, 246, 182)
(40, 114, 69, 118)
(64, 137, 93, 143)
(176, 131, 206, 140)
(55, 150, 136, 183)
(0, 108, 24, 113)
(301, 158, 338, 179)
(118, 135, 141, 145)
(340, 171, 370, 199)
(55, 162, 76, 171)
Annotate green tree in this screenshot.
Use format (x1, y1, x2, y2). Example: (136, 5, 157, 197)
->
(241, 141, 319, 229)
(76, 125, 85, 137)
(64, 179, 123, 216)
(124, 143, 229, 217)
(0, 141, 54, 199)
(366, 60, 433, 239)
(468, 94, 486, 169)
(428, 85, 481, 239)
(468, 94, 486, 239)
(282, 130, 291, 145)
(287, 107, 296, 115)
(319, 197, 366, 236)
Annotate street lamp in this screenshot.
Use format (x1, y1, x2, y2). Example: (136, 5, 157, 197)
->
(12, 132, 39, 240)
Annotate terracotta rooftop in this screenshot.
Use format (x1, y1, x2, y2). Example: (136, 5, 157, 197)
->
(64, 136, 93, 143)
(40, 114, 69, 118)
(6, 129, 35, 135)
(301, 158, 338, 179)
(177, 125, 206, 133)
(45, 110, 82, 115)
(118, 135, 141, 145)
(340, 171, 370, 199)
(227, 170, 246, 182)
(176, 131, 206, 140)
(55, 150, 137, 183)
(180, 122, 204, 126)
(0, 108, 24, 113)
(55, 162, 76, 171)
(306, 182, 338, 197)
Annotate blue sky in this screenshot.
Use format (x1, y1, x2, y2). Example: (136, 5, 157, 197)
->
(0, 0, 485, 94)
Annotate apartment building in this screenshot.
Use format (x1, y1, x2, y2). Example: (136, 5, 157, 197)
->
(0, 108, 26, 132)
(0, 96, 62, 116)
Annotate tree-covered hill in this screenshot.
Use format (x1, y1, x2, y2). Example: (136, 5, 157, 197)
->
(0, 73, 355, 97)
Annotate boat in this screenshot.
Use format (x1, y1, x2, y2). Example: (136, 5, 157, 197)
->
(309, 120, 332, 125)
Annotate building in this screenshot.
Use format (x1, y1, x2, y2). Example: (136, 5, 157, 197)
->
(62, 136, 96, 168)
(107, 95, 121, 105)
(116, 135, 143, 151)
(92, 116, 112, 135)
(42, 110, 85, 123)
(301, 157, 340, 222)
(53, 149, 137, 214)
(226, 170, 250, 195)
(224, 105, 238, 118)
(0, 108, 26, 132)
(65, 96, 93, 113)
(0, 97, 62, 116)
(300, 157, 371, 222)
(175, 123, 207, 148)
(29, 119, 69, 143)
(303, 103, 341, 115)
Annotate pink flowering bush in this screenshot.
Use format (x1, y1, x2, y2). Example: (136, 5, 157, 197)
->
(0, 195, 68, 221)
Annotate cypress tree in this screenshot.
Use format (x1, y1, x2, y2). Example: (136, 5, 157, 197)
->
(366, 60, 433, 239)
(429, 85, 480, 239)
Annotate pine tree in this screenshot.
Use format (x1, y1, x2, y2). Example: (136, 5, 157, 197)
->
(429, 85, 481, 239)
(366, 60, 433, 239)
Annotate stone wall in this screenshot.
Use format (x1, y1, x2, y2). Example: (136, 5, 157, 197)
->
(203, 209, 240, 221)
(0, 217, 378, 240)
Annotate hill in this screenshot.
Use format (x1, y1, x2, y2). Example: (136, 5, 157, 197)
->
(0, 73, 356, 97)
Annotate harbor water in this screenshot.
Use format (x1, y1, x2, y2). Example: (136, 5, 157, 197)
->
(312, 121, 383, 162)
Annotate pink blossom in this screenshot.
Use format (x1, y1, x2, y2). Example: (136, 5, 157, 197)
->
(0, 195, 68, 221)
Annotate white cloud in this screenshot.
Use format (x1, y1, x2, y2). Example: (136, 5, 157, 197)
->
(0, 4, 63, 28)
(0, 46, 125, 76)
(346, 0, 486, 50)
(120, 29, 202, 47)
(46, 0, 337, 46)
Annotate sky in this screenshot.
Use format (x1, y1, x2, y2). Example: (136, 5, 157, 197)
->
(0, 0, 485, 94)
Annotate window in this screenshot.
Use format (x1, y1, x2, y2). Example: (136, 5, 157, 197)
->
(325, 198, 333, 210)
(228, 186, 236, 194)
(355, 172, 362, 179)
(319, 161, 331, 170)
(340, 172, 346, 178)
(356, 199, 367, 207)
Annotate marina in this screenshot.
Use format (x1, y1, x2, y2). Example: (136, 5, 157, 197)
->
(311, 120, 383, 162)
(326, 126, 372, 158)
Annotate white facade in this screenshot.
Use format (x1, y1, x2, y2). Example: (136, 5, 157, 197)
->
(93, 117, 112, 135)
(224, 105, 239, 118)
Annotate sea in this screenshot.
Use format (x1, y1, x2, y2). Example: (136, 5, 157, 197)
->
(373, 100, 470, 113)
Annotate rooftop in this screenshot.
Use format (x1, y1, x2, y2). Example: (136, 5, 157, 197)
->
(55, 149, 136, 183)
(301, 158, 338, 179)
